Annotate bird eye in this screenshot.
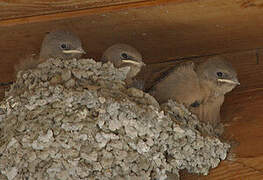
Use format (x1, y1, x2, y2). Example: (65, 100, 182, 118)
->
(190, 101, 200, 108)
(217, 72, 223, 77)
(121, 53, 128, 59)
(61, 44, 68, 50)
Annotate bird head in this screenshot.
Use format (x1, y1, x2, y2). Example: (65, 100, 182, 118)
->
(197, 56, 240, 95)
(101, 43, 145, 78)
(39, 30, 86, 60)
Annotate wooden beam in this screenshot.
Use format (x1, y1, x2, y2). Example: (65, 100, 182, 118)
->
(181, 157, 263, 180)
(0, 0, 150, 20)
(1, 0, 263, 83)
(0, 1, 263, 179)
(0, 0, 180, 25)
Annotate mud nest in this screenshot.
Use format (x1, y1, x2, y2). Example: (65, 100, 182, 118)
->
(0, 58, 230, 180)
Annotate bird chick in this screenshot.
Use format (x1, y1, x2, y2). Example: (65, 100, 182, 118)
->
(149, 56, 239, 123)
(6, 30, 86, 95)
(196, 56, 239, 96)
(193, 56, 240, 123)
(39, 30, 86, 62)
(15, 30, 86, 73)
(101, 43, 145, 87)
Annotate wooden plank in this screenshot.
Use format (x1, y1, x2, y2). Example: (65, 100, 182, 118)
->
(0, 0, 262, 82)
(221, 50, 263, 158)
(0, 0, 181, 22)
(181, 157, 263, 180)
(0, 0, 184, 26)
(0, 0, 263, 83)
(239, 0, 263, 8)
(0, 0, 143, 20)
(0, 2, 262, 179)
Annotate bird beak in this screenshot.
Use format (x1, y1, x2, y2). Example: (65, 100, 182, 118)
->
(217, 78, 240, 85)
(122, 59, 143, 66)
(63, 48, 86, 54)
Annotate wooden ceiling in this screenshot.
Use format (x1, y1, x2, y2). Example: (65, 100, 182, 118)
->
(0, 0, 181, 22)
(1, 0, 263, 179)
(1, 0, 263, 80)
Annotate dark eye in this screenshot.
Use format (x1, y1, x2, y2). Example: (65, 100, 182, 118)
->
(190, 101, 200, 108)
(61, 44, 68, 50)
(217, 72, 223, 77)
(121, 53, 128, 59)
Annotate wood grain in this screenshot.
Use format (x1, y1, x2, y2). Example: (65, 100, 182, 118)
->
(1, 0, 263, 83)
(0, 0, 263, 179)
(182, 157, 263, 180)
(0, 0, 182, 26)
(0, 0, 145, 20)
(239, 0, 263, 8)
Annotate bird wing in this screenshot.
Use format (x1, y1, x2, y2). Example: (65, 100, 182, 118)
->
(134, 61, 180, 91)
(149, 61, 204, 106)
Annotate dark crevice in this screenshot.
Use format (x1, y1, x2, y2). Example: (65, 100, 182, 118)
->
(149, 47, 263, 65)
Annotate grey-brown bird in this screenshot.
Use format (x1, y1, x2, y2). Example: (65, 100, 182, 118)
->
(101, 43, 145, 88)
(3, 30, 86, 94)
(193, 56, 240, 123)
(149, 56, 239, 123)
(15, 30, 86, 73)
(39, 30, 86, 61)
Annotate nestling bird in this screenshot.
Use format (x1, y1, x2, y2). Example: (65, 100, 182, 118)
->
(15, 30, 86, 73)
(149, 56, 239, 123)
(2, 30, 86, 95)
(193, 56, 240, 123)
(39, 30, 86, 62)
(101, 43, 145, 88)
